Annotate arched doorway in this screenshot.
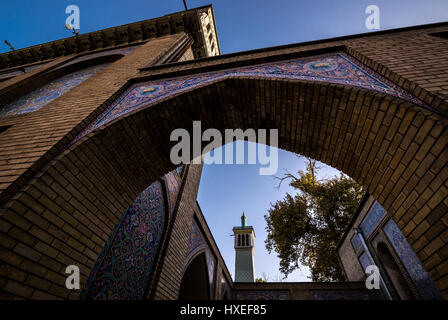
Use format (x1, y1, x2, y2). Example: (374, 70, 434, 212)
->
(377, 242, 415, 300)
(178, 252, 210, 300)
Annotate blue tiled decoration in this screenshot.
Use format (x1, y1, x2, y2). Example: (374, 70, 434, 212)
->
(185, 220, 216, 295)
(1, 63, 110, 117)
(80, 179, 166, 300)
(235, 291, 290, 300)
(383, 219, 442, 300)
(185, 220, 205, 260)
(360, 201, 387, 238)
(359, 252, 374, 273)
(351, 234, 362, 252)
(310, 290, 370, 300)
(71, 52, 430, 145)
(176, 165, 185, 177)
(206, 248, 216, 295)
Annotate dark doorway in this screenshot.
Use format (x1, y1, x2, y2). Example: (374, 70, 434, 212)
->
(377, 242, 415, 300)
(178, 252, 210, 300)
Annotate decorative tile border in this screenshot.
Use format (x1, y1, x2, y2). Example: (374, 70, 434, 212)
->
(360, 201, 387, 238)
(185, 220, 206, 261)
(1, 63, 110, 117)
(71, 52, 431, 145)
(310, 290, 370, 300)
(176, 165, 185, 178)
(185, 220, 216, 295)
(220, 273, 231, 299)
(351, 234, 362, 252)
(235, 291, 290, 300)
(206, 247, 216, 295)
(383, 219, 442, 300)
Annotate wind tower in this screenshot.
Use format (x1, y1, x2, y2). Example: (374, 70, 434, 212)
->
(233, 212, 255, 282)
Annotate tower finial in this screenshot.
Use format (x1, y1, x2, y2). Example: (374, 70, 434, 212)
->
(241, 211, 246, 227)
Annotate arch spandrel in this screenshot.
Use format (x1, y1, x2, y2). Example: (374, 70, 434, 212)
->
(71, 51, 436, 145)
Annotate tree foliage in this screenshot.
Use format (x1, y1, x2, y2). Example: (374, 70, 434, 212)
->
(264, 159, 364, 282)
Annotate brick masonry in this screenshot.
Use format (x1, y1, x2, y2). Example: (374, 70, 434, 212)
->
(0, 33, 190, 299)
(0, 23, 447, 299)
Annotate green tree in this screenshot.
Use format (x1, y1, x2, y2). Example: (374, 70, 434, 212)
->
(264, 158, 364, 282)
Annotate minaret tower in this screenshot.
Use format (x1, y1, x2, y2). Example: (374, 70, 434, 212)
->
(233, 212, 255, 282)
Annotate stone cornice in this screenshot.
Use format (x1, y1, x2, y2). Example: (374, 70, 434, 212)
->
(0, 5, 220, 72)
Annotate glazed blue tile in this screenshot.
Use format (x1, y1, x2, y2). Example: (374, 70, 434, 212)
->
(383, 219, 442, 299)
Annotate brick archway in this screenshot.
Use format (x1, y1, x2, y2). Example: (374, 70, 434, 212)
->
(8, 72, 444, 297)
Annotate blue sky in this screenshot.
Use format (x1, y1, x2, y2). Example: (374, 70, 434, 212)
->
(1, 1, 447, 282)
(1, 0, 447, 54)
(198, 143, 341, 282)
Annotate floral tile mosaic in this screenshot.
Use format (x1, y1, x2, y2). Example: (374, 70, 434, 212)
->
(310, 290, 370, 300)
(235, 291, 290, 300)
(383, 219, 442, 300)
(71, 52, 431, 145)
(0, 63, 110, 117)
(80, 179, 166, 300)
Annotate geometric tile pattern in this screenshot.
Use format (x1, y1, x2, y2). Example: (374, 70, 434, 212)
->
(80, 179, 166, 300)
(360, 201, 387, 238)
(235, 291, 290, 300)
(0, 63, 110, 117)
(71, 52, 431, 144)
(310, 290, 370, 300)
(383, 219, 442, 300)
